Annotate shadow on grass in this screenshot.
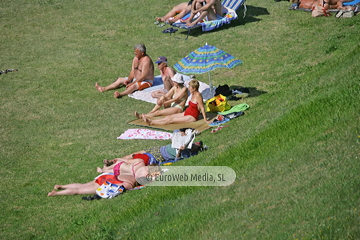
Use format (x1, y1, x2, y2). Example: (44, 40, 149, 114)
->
(172, 5, 270, 39)
(247, 87, 268, 98)
(230, 85, 268, 98)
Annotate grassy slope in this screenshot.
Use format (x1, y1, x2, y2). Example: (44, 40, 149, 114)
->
(0, 0, 359, 239)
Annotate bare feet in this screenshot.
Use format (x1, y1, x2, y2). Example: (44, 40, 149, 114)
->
(54, 185, 61, 190)
(135, 111, 141, 119)
(47, 190, 57, 196)
(156, 17, 164, 22)
(186, 21, 197, 27)
(114, 91, 121, 98)
(97, 167, 103, 173)
(95, 82, 104, 92)
(142, 114, 151, 125)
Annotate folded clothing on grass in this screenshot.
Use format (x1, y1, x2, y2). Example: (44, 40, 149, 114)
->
(218, 103, 250, 115)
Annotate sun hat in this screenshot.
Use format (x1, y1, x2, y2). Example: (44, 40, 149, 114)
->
(171, 73, 184, 84)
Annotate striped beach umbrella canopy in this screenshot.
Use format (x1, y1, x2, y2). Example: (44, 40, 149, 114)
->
(174, 43, 242, 90)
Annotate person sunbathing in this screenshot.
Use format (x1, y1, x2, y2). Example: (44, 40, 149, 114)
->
(100, 140, 207, 171)
(150, 56, 176, 99)
(47, 157, 149, 197)
(185, 0, 224, 27)
(156, 1, 202, 23)
(141, 79, 212, 126)
(135, 73, 188, 120)
(95, 44, 154, 99)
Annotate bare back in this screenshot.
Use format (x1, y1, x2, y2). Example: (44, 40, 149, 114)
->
(161, 66, 176, 78)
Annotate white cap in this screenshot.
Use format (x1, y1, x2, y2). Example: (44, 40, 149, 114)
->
(171, 73, 184, 84)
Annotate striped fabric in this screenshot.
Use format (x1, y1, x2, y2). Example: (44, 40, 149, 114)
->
(222, 0, 246, 11)
(173, 44, 242, 74)
(172, 0, 247, 38)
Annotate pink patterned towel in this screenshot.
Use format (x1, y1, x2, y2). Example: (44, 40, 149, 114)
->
(117, 129, 173, 140)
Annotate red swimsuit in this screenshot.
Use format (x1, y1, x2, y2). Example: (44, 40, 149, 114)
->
(184, 101, 200, 120)
(95, 174, 124, 186)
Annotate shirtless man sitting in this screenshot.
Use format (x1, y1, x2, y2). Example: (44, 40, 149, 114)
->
(151, 56, 176, 99)
(185, 0, 223, 27)
(95, 44, 155, 98)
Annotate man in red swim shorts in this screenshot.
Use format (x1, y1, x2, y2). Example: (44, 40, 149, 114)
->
(95, 44, 155, 98)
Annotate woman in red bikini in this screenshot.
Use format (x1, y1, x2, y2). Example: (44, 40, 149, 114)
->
(141, 79, 212, 126)
(47, 156, 149, 197)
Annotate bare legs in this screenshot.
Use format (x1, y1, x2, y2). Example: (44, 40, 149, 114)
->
(143, 107, 183, 119)
(135, 94, 183, 119)
(186, 9, 217, 27)
(142, 112, 195, 126)
(185, 0, 218, 27)
(168, 7, 191, 24)
(156, 2, 189, 22)
(151, 90, 167, 99)
(151, 76, 173, 99)
(48, 181, 99, 196)
(172, 2, 202, 24)
(95, 77, 129, 92)
(113, 83, 139, 98)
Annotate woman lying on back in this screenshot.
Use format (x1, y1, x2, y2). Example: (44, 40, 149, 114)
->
(47, 157, 148, 197)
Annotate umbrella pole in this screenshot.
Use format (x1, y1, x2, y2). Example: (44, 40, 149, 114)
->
(208, 72, 214, 96)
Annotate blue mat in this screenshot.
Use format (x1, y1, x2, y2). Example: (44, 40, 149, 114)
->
(343, 0, 360, 5)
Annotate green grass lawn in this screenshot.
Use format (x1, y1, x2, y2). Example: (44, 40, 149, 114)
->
(1, 0, 359, 239)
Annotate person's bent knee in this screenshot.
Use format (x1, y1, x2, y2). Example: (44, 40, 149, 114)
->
(151, 92, 158, 98)
(129, 84, 138, 91)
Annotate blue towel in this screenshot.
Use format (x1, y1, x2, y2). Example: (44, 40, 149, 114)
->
(343, 0, 360, 5)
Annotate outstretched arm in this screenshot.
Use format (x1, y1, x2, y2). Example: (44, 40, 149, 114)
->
(156, 88, 175, 106)
(196, 92, 212, 123)
(126, 58, 137, 84)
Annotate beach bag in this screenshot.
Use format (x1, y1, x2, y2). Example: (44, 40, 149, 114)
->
(205, 94, 231, 112)
(96, 181, 125, 199)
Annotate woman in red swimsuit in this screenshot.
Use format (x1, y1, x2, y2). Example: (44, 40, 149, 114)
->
(141, 79, 212, 126)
